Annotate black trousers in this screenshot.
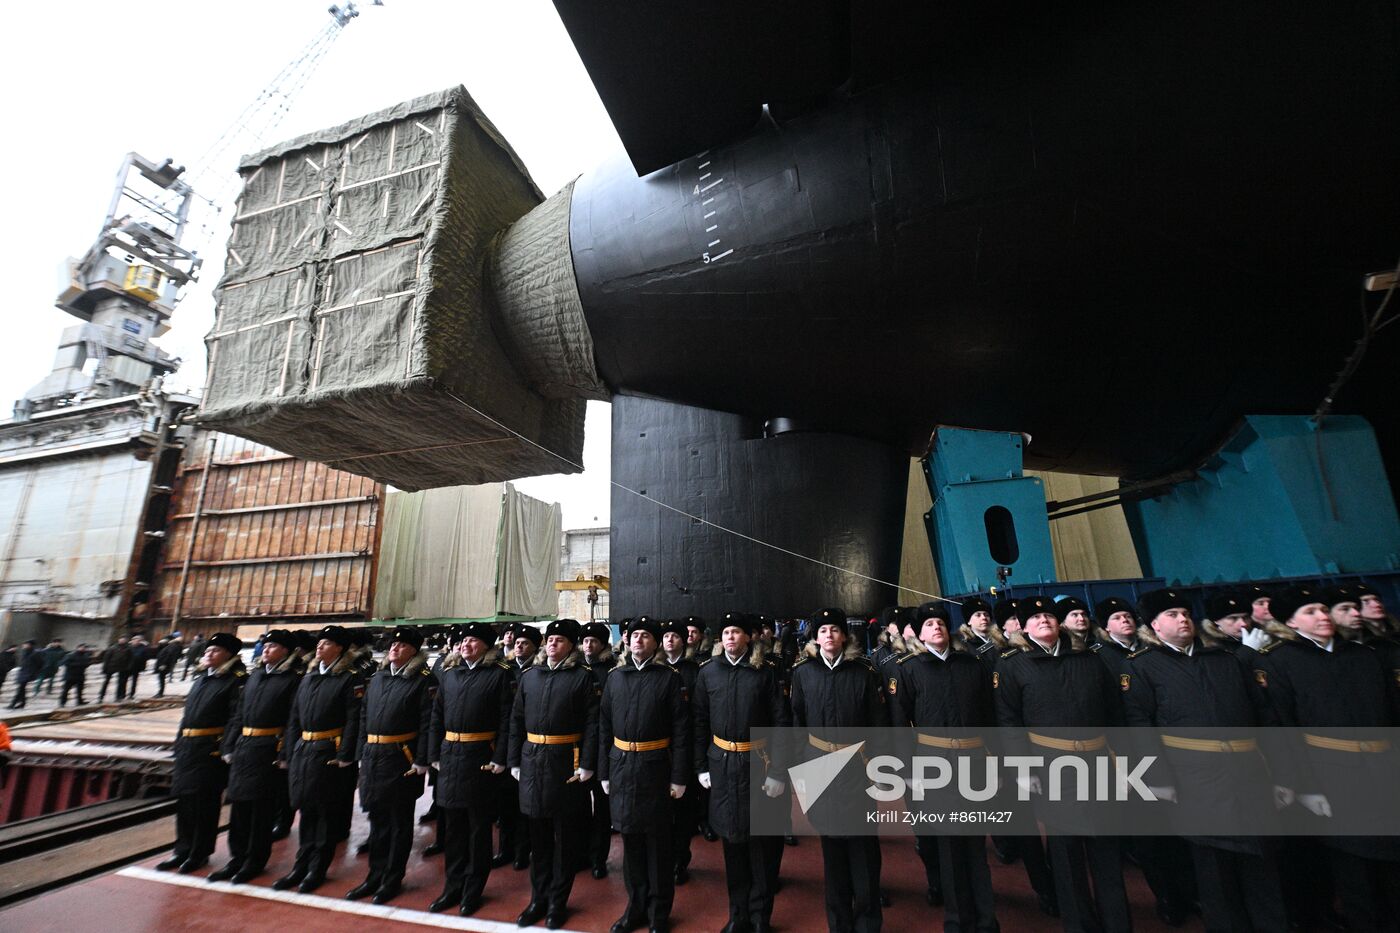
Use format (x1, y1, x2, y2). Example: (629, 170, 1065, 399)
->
(1132, 835, 1194, 912)
(819, 835, 883, 933)
(155, 670, 170, 696)
(915, 834, 942, 895)
(722, 836, 782, 927)
(587, 778, 611, 870)
(939, 836, 998, 933)
(1045, 835, 1130, 933)
(97, 672, 129, 703)
(622, 826, 676, 925)
(173, 788, 223, 863)
(6, 677, 32, 708)
(59, 678, 86, 706)
(442, 806, 495, 904)
(226, 797, 277, 873)
(365, 794, 417, 886)
(291, 799, 339, 880)
(1191, 843, 1286, 933)
(1329, 849, 1400, 933)
(528, 815, 582, 911)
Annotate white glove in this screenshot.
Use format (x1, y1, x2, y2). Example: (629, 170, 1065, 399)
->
(487, 762, 505, 775)
(601, 780, 611, 795)
(670, 783, 686, 799)
(1016, 774, 1042, 796)
(575, 768, 594, 783)
(276, 760, 288, 770)
(698, 772, 712, 789)
(1298, 794, 1333, 817)
(331, 759, 352, 768)
(1273, 785, 1295, 809)
(1148, 785, 1178, 803)
(510, 766, 521, 781)
(411, 764, 429, 776)
(762, 777, 785, 798)
(1242, 627, 1271, 650)
(431, 761, 440, 771)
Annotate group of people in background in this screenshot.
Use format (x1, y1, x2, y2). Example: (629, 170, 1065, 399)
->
(116, 575, 1400, 931)
(0, 632, 202, 709)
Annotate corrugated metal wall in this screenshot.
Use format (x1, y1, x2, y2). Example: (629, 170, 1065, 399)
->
(150, 432, 383, 633)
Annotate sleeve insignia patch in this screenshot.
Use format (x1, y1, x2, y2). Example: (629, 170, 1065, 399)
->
(1254, 669, 1268, 687)
(888, 677, 897, 695)
(992, 672, 1000, 689)
(1119, 673, 1131, 692)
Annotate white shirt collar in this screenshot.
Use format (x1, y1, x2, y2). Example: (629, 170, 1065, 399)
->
(725, 651, 746, 666)
(265, 663, 276, 674)
(318, 661, 331, 674)
(1110, 634, 1135, 649)
(665, 652, 682, 665)
(464, 657, 479, 670)
(924, 642, 950, 660)
(1162, 640, 1194, 656)
(1301, 633, 1335, 653)
(821, 650, 843, 670)
(632, 655, 653, 671)
(1030, 637, 1059, 656)
(389, 663, 403, 676)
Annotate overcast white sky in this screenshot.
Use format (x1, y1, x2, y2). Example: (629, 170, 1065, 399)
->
(2, 0, 618, 528)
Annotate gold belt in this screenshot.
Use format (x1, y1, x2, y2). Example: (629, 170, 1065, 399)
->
(808, 735, 853, 753)
(614, 737, 671, 752)
(302, 728, 343, 741)
(713, 736, 767, 753)
(367, 732, 418, 744)
(1161, 735, 1258, 753)
(445, 730, 497, 743)
(241, 726, 282, 738)
(1027, 733, 1107, 752)
(182, 727, 224, 738)
(1303, 734, 1392, 753)
(917, 734, 985, 750)
(527, 732, 582, 745)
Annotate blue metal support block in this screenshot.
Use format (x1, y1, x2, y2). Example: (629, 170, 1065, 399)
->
(1122, 415, 1400, 585)
(922, 428, 1057, 595)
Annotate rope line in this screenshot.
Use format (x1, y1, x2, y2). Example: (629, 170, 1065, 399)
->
(442, 390, 958, 605)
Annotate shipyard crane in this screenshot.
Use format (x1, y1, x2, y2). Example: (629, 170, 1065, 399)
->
(27, 2, 372, 417)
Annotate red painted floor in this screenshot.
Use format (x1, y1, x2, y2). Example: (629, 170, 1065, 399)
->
(1, 795, 1198, 932)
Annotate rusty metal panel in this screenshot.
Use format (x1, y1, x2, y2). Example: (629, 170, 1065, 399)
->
(151, 431, 381, 628)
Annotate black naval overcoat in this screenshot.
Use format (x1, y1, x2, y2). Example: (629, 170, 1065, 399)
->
(1122, 630, 1278, 847)
(1254, 631, 1400, 857)
(508, 648, 599, 818)
(356, 650, 436, 809)
(1087, 628, 1138, 682)
(428, 648, 514, 811)
(993, 631, 1122, 831)
(789, 641, 885, 833)
(692, 643, 790, 841)
(225, 654, 301, 801)
(172, 656, 247, 796)
(283, 649, 362, 808)
(598, 658, 690, 832)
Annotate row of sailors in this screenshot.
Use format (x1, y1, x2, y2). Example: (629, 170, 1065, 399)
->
(162, 578, 1398, 933)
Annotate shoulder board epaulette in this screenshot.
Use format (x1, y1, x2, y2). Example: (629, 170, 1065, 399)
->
(1256, 641, 1284, 655)
(495, 661, 512, 670)
(1088, 643, 1102, 652)
(236, 670, 248, 677)
(421, 667, 431, 675)
(853, 656, 875, 669)
(1127, 647, 1152, 659)
(792, 656, 811, 668)
(896, 653, 919, 664)
(999, 647, 1022, 659)
(663, 663, 680, 675)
